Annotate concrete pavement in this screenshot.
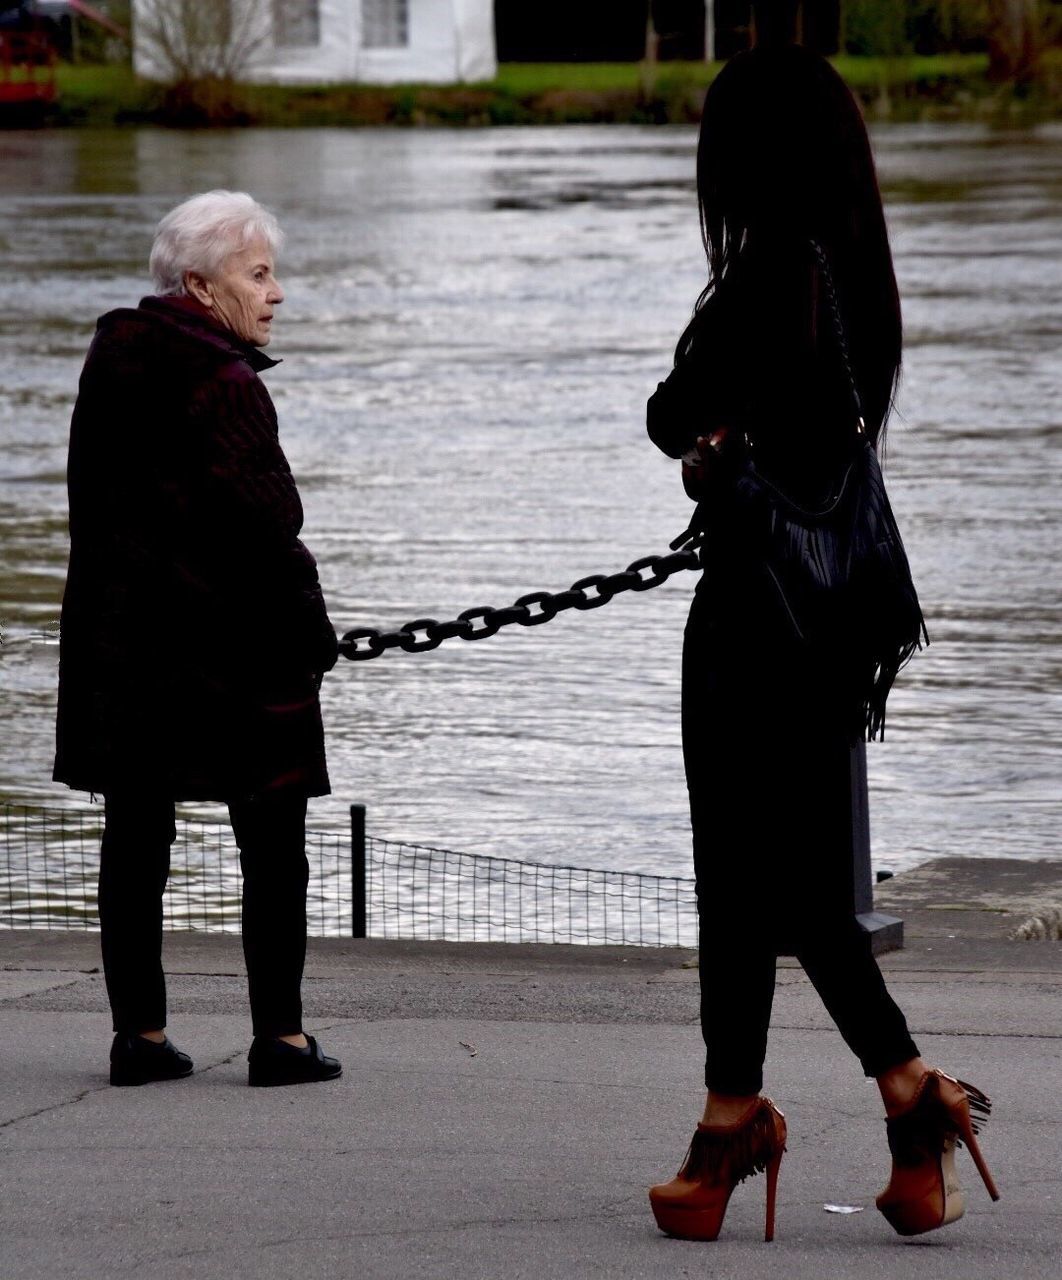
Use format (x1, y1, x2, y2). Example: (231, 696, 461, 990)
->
(1, 858, 1059, 1280)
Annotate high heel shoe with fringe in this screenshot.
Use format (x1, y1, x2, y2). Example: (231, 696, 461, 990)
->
(877, 1069, 1000, 1237)
(649, 1097, 787, 1242)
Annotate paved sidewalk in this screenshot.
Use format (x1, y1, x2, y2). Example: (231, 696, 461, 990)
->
(1, 858, 1059, 1280)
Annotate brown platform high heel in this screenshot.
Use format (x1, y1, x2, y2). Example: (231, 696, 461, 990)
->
(877, 1069, 1000, 1237)
(649, 1097, 787, 1242)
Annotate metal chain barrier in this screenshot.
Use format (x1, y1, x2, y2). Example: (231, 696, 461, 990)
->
(339, 546, 701, 661)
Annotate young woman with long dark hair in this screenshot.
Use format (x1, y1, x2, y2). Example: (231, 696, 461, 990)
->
(645, 44, 999, 1243)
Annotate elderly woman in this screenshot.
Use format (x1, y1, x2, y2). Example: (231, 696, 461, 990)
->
(53, 190, 342, 1088)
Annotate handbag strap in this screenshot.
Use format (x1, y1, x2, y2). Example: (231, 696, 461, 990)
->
(808, 239, 866, 438)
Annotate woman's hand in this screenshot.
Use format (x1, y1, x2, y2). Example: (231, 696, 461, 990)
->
(681, 430, 730, 498)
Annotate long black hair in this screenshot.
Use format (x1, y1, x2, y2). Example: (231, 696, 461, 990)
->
(677, 44, 902, 448)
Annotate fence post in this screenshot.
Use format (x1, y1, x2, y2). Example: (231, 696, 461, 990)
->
(851, 743, 903, 954)
(350, 803, 367, 939)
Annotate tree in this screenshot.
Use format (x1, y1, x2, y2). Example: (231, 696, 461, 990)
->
(986, 0, 1041, 83)
(133, 0, 269, 85)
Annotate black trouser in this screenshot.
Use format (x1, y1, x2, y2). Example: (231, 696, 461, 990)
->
(683, 585, 919, 1095)
(98, 789, 310, 1039)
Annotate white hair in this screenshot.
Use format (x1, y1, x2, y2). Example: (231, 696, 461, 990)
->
(149, 190, 284, 296)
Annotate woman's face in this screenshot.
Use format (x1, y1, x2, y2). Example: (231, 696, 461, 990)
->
(186, 234, 284, 346)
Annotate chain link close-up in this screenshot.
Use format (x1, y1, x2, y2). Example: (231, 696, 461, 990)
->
(338, 547, 702, 661)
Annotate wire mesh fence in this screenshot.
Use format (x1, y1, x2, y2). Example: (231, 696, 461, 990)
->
(0, 804, 355, 936)
(367, 836, 696, 946)
(0, 802, 698, 947)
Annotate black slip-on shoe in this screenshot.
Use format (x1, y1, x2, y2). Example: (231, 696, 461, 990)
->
(109, 1033, 194, 1087)
(247, 1035, 342, 1088)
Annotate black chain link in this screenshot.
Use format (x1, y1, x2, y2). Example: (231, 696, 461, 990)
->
(338, 547, 701, 661)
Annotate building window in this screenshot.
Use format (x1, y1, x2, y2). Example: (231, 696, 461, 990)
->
(274, 0, 321, 48)
(362, 0, 410, 48)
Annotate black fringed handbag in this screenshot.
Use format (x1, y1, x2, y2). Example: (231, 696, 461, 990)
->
(678, 241, 929, 741)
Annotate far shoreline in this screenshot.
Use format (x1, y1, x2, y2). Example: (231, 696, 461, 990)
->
(10, 55, 1062, 130)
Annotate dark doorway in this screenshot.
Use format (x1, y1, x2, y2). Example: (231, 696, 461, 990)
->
(494, 0, 648, 63)
(492, 1, 841, 64)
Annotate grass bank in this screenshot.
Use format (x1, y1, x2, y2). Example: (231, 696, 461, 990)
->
(44, 54, 1062, 128)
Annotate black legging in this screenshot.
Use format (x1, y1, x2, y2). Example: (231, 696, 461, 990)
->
(98, 788, 310, 1039)
(683, 579, 919, 1095)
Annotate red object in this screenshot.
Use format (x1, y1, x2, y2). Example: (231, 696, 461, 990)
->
(0, 31, 56, 106)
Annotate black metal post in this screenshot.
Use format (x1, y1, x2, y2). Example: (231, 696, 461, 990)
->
(350, 803, 366, 939)
(850, 744, 903, 954)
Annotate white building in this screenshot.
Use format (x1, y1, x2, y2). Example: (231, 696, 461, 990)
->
(133, 1, 497, 86)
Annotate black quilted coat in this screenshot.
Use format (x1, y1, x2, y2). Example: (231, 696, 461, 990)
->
(52, 295, 339, 801)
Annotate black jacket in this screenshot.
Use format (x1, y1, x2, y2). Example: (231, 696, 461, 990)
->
(53, 295, 338, 800)
(647, 246, 855, 504)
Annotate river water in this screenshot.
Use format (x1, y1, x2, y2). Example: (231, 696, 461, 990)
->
(1, 123, 1059, 880)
